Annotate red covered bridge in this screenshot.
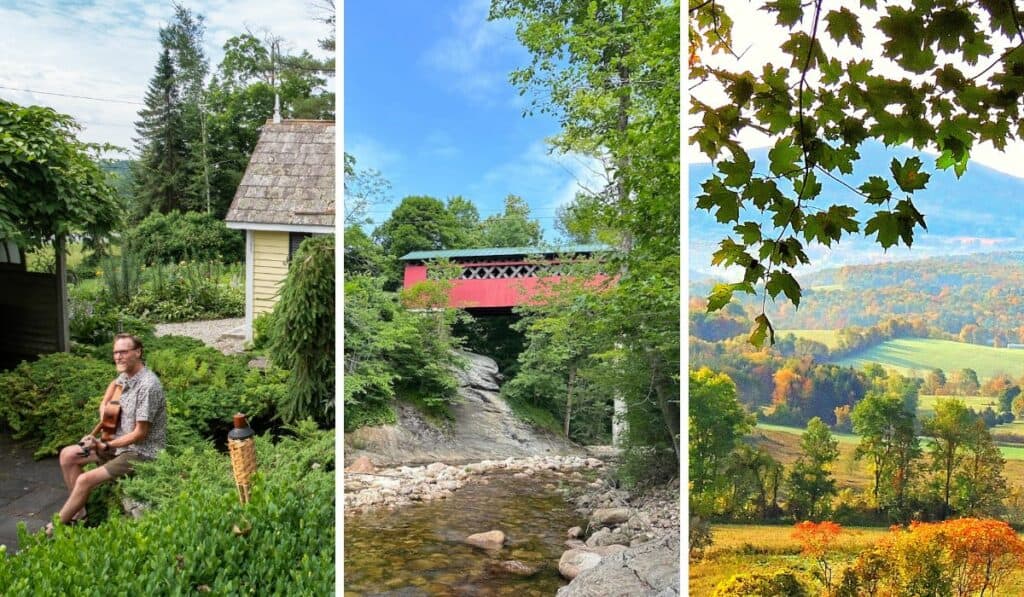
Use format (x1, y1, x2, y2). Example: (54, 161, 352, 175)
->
(400, 244, 611, 313)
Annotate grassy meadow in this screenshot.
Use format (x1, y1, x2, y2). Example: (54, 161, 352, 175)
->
(690, 524, 1024, 595)
(831, 338, 1024, 381)
(778, 329, 842, 349)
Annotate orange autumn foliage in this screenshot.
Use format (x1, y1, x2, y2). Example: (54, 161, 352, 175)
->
(865, 518, 1024, 597)
(792, 520, 843, 558)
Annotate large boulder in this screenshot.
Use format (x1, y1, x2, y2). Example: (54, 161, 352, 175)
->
(556, 533, 680, 596)
(465, 530, 506, 550)
(345, 456, 376, 474)
(590, 507, 630, 527)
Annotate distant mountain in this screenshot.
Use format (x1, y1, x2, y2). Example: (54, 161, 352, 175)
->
(689, 141, 1024, 276)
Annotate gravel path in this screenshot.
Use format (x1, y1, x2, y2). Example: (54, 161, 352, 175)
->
(154, 317, 246, 354)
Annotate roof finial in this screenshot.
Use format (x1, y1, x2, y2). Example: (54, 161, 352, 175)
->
(273, 93, 282, 124)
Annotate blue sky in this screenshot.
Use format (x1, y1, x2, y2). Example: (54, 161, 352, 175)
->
(0, 0, 332, 155)
(343, 0, 601, 241)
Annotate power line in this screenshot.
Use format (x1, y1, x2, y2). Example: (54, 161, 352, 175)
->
(0, 85, 144, 106)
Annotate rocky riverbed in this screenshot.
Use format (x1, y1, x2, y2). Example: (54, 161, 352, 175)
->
(344, 454, 680, 595)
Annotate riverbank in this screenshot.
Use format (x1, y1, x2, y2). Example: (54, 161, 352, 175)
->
(343, 454, 605, 512)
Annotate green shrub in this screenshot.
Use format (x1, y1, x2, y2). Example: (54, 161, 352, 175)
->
(124, 210, 243, 265)
(251, 310, 277, 350)
(1, 427, 333, 594)
(0, 353, 112, 457)
(129, 261, 244, 322)
(0, 337, 278, 458)
(269, 235, 334, 426)
(68, 299, 154, 347)
(712, 568, 810, 596)
(100, 251, 145, 308)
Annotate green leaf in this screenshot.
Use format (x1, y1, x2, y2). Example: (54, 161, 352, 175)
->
(859, 176, 892, 204)
(767, 270, 802, 307)
(707, 282, 755, 312)
(865, 211, 899, 249)
(718, 150, 754, 187)
(750, 314, 776, 348)
(769, 137, 801, 176)
(733, 222, 762, 245)
(890, 157, 930, 192)
(697, 176, 742, 224)
(825, 8, 864, 46)
(764, 0, 803, 27)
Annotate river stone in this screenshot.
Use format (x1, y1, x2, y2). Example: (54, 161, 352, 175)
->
(590, 507, 630, 527)
(565, 539, 586, 549)
(556, 533, 680, 596)
(346, 455, 376, 473)
(489, 560, 540, 577)
(558, 549, 603, 580)
(567, 526, 582, 539)
(586, 528, 629, 548)
(466, 530, 506, 550)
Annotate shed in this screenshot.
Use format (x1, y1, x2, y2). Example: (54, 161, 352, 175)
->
(0, 237, 66, 369)
(224, 119, 335, 340)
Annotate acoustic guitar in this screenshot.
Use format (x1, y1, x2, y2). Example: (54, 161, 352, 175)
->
(78, 382, 122, 456)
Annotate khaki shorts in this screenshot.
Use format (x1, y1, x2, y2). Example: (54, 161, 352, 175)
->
(97, 450, 144, 478)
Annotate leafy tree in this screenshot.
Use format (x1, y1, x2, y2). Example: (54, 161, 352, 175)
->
(372, 195, 477, 289)
(0, 101, 120, 249)
(479, 194, 543, 247)
(269, 235, 334, 426)
(689, 368, 752, 497)
(786, 417, 839, 520)
(691, 1, 1024, 345)
(953, 418, 1007, 517)
(723, 443, 783, 519)
(343, 224, 385, 279)
(343, 153, 392, 227)
(492, 0, 681, 474)
(505, 275, 614, 443)
(922, 398, 978, 519)
(852, 391, 919, 516)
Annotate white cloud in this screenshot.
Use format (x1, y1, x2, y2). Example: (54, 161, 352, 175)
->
(344, 134, 402, 174)
(421, 0, 524, 102)
(0, 1, 332, 154)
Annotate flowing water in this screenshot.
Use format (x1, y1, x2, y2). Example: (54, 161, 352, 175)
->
(344, 472, 588, 596)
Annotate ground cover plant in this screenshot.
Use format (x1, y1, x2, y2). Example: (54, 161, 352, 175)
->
(0, 424, 333, 595)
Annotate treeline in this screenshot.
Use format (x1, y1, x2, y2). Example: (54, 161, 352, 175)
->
(130, 3, 333, 223)
(691, 311, 1024, 433)
(692, 251, 1024, 348)
(691, 368, 1010, 525)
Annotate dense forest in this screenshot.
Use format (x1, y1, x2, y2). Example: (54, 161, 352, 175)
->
(692, 252, 1024, 348)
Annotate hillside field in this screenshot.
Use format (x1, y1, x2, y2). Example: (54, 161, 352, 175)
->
(830, 338, 1024, 381)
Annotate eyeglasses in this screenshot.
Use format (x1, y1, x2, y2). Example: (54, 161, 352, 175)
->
(112, 348, 139, 358)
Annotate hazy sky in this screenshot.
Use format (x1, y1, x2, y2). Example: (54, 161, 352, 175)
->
(0, 0, 333, 155)
(343, 0, 603, 240)
(692, 1, 1024, 179)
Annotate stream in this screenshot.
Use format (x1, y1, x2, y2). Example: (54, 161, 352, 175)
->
(344, 471, 588, 596)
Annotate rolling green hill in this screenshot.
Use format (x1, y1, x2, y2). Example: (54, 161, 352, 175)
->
(831, 338, 1024, 381)
(778, 329, 841, 349)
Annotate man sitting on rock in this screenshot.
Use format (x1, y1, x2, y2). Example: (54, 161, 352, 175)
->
(45, 333, 166, 535)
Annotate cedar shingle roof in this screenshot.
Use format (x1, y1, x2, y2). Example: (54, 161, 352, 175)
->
(224, 119, 334, 228)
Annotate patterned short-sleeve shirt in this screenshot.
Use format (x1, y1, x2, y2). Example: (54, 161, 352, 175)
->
(114, 366, 167, 460)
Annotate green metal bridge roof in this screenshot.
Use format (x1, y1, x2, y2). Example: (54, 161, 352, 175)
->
(399, 244, 612, 261)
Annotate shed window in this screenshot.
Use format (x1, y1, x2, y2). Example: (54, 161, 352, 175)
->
(288, 232, 314, 262)
(0, 240, 23, 264)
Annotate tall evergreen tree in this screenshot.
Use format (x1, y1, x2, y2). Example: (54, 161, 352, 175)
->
(131, 48, 187, 218)
(132, 4, 209, 218)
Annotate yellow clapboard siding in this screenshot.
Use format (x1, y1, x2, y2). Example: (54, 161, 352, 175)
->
(252, 231, 289, 314)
